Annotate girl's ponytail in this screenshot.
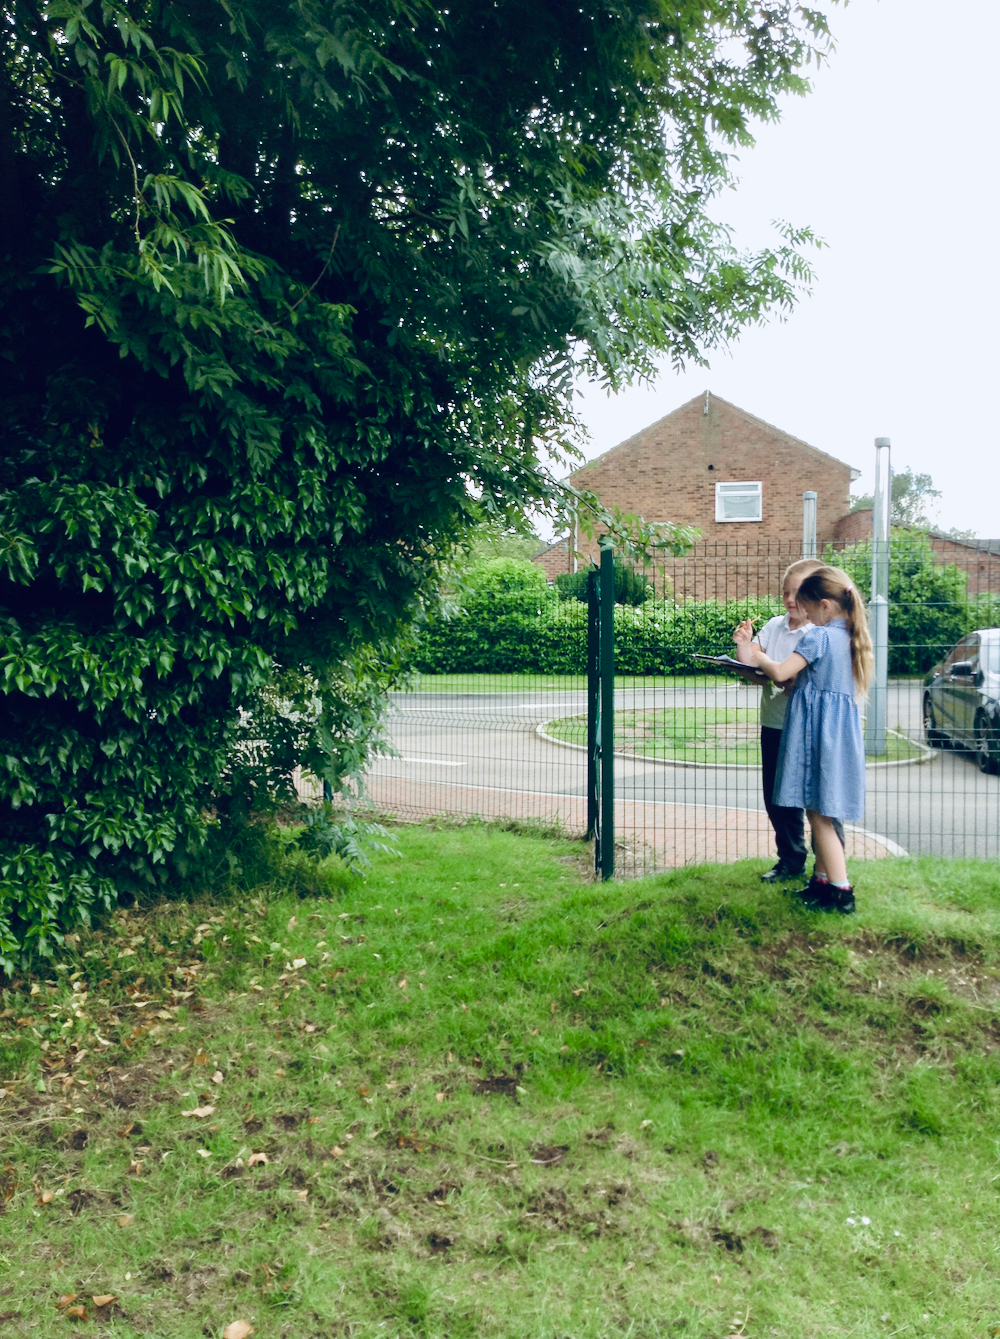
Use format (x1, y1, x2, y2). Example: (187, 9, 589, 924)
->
(796, 565, 875, 695)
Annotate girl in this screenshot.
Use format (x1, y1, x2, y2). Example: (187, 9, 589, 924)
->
(735, 565, 873, 913)
(734, 557, 825, 884)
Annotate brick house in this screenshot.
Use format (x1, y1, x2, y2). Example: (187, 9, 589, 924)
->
(533, 391, 860, 598)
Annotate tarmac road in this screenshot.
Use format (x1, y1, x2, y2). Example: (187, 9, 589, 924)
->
(365, 681, 1000, 861)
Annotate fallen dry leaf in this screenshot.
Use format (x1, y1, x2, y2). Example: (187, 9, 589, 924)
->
(211, 1071, 224, 1085)
(398, 978, 408, 989)
(293, 957, 306, 969)
(247, 1151, 269, 1167)
(92, 1295, 116, 1308)
(56, 1294, 77, 1309)
(223, 1322, 255, 1339)
(286, 915, 297, 930)
(117, 1214, 134, 1228)
(435, 1091, 445, 1102)
(274, 1068, 286, 1078)
(549, 1001, 559, 1013)
(193, 1050, 208, 1066)
(64, 1305, 87, 1320)
(36, 1189, 54, 1204)
(331, 1145, 344, 1157)
(296, 1189, 309, 1200)
(357, 1084, 369, 1096)
(180, 1105, 214, 1118)
(196, 1149, 211, 1158)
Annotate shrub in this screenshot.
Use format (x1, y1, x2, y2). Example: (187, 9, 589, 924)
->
(834, 532, 972, 674)
(414, 593, 782, 676)
(555, 560, 653, 607)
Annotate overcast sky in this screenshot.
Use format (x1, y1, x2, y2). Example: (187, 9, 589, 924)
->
(571, 0, 1000, 538)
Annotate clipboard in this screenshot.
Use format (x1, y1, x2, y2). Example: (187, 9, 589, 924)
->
(691, 653, 769, 686)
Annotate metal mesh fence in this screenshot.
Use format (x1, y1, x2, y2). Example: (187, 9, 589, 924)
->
(358, 536, 1000, 876)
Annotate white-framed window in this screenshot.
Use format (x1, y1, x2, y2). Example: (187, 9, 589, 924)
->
(715, 480, 763, 523)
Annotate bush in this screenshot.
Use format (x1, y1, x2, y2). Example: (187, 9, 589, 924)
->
(554, 560, 653, 607)
(414, 590, 782, 676)
(834, 532, 973, 674)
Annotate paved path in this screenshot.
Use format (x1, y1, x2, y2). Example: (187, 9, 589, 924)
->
(357, 681, 1000, 867)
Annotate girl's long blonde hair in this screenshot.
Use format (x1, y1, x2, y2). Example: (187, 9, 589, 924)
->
(795, 565, 875, 695)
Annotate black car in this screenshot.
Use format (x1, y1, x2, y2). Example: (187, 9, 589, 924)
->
(923, 628, 1000, 772)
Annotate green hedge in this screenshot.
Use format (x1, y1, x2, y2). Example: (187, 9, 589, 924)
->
(415, 542, 995, 678)
(414, 592, 783, 675)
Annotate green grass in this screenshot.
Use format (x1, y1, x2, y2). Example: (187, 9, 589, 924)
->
(3, 827, 1000, 1337)
(408, 673, 716, 693)
(549, 707, 925, 765)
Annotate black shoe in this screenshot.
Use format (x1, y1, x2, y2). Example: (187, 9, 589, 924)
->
(827, 884, 856, 915)
(792, 877, 855, 914)
(791, 875, 833, 909)
(760, 861, 806, 884)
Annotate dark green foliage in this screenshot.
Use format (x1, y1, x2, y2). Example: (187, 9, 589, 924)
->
(834, 532, 974, 674)
(416, 585, 781, 675)
(554, 570, 593, 602)
(0, 0, 831, 957)
(555, 559, 653, 606)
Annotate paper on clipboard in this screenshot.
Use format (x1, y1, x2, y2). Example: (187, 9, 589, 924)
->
(691, 653, 769, 686)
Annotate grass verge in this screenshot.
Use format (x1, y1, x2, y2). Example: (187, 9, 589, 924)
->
(2, 827, 1000, 1337)
(548, 708, 924, 765)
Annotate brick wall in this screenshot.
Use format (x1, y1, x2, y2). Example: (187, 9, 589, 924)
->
(532, 539, 574, 582)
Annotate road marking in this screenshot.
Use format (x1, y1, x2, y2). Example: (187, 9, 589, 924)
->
(398, 757, 467, 767)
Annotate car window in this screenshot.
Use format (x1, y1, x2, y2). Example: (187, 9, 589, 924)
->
(982, 639, 999, 675)
(945, 636, 978, 671)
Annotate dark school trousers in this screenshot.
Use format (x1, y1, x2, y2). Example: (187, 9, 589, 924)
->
(760, 728, 847, 870)
(760, 726, 808, 870)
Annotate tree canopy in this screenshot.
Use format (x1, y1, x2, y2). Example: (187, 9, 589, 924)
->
(851, 467, 942, 530)
(0, 0, 832, 961)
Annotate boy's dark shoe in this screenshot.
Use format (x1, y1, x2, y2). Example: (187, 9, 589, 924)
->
(760, 861, 806, 884)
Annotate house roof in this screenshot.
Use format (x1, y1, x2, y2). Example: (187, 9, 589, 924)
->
(847, 508, 999, 553)
(571, 391, 861, 482)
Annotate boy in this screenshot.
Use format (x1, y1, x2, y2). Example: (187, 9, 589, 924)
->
(734, 558, 840, 883)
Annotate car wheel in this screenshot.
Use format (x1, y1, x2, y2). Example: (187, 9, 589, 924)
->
(923, 695, 944, 746)
(975, 714, 997, 774)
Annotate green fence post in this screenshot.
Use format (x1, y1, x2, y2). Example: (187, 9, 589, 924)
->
(586, 565, 600, 846)
(600, 543, 615, 880)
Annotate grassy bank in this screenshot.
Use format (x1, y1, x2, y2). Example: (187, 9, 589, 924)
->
(3, 828, 1000, 1337)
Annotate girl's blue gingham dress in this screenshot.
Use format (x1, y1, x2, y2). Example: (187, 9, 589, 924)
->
(773, 619, 865, 822)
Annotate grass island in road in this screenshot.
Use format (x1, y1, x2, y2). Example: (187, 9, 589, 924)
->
(548, 706, 925, 766)
(1, 824, 999, 1337)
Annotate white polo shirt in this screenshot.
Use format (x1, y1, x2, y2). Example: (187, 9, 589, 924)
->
(754, 613, 812, 729)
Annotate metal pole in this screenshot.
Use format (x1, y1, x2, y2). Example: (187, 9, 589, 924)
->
(802, 491, 817, 560)
(586, 566, 600, 845)
(864, 438, 891, 756)
(600, 543, 615, 880)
